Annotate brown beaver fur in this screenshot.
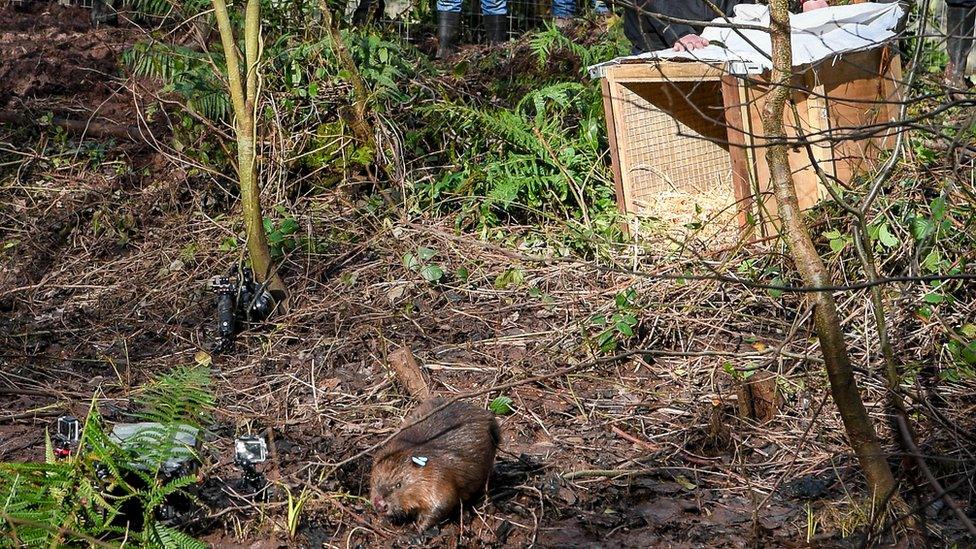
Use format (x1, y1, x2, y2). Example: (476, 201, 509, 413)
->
(369, 397, 500, 530)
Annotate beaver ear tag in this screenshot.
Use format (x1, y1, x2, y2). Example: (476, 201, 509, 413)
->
(411, 456, 428, 467)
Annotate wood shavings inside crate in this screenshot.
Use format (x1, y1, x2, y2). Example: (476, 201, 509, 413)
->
(631, 184, 740, 248)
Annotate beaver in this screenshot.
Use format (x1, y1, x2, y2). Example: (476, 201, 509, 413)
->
(369, 397, 501, 530)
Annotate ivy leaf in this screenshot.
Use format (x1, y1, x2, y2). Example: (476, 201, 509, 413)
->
(615, 321, 634, 338)
(420, 264, 444, 282)
(402, 253, 419, 271)
(923, 292, 944, 304)
(417, 247, 437, 261)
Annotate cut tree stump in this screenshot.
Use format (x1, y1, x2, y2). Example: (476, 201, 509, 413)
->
(387, 346, 430, 401)
(736, 370, 783, 423)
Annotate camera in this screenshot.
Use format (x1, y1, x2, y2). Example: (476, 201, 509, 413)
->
(53, 415, 81, 459)
(235, 435, 268, 466)
(209, 266, 275, 352)
(234, 435, 269, 499)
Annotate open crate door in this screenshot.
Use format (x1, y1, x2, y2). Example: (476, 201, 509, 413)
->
(600, 47, 902, 242)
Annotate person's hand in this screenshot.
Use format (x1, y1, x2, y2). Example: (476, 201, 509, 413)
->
(674, 34, 710, 52)
(802, 0, 829, 12)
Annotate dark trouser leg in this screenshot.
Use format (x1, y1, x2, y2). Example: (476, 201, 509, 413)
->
(946, 4, 976, 88)
(436, 11, 462, 59)
(483, 15, 506, 44)
(90, 0, 118, 27)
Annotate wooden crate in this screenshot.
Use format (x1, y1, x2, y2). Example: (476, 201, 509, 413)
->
(600, 47, 903, 238)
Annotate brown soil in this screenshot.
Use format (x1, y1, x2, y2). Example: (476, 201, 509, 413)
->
(0, 3, 144, 126)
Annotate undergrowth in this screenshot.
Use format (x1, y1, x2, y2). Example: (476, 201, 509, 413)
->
(122, 9, 629, 241)
(0, 366, 213, 548)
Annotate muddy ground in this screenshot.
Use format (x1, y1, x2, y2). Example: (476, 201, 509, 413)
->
(2, 4, 975, 548)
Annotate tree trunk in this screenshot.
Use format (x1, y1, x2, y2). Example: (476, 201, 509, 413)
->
(212, 0, 286, 298)
(318, 0, 376, 153)
(763, 0, 897, 505)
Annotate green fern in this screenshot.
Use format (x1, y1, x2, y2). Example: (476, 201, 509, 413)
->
(134, 365, 214, 427)
(123, 42, 231, 120)
(150, 523, 208, 549)
(428, 80, 612, 220)
(529, 22, 628, 70)
(0, 366, 213, 547)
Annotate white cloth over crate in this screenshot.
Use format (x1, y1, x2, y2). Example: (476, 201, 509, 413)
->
(589, 2, 904, 77)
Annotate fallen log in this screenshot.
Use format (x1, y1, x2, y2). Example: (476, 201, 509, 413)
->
(386, 346, 431, 401)
(0, 111, 143, 142)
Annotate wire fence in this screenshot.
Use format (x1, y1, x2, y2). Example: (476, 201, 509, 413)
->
(343, 0, 612, 42)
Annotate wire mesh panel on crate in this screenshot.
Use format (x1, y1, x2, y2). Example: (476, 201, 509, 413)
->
(615, 80, 733, 206)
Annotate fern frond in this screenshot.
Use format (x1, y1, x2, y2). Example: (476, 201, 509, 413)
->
(133, 365, 214, 428)
(149, 523, 209, 549)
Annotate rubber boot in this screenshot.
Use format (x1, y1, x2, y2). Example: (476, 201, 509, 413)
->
(90, 0, 119, 27)
(945, 4, 975, 91)
(436, 11, 462, 59)
(483, 14, 507, 45)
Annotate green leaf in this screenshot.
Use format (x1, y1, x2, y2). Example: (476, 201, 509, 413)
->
(44, 429, 55, 464)
(867, 223, 881, 241)
(910, 217, 933, 240)
(829, 237, 847, 253)
(262, 218, 273, 233)
(417, 247, 437, 261)
(960, 324, 976, 339)
(878, 223, 898, 247)
(488, 396, 514, 415)
(674, 474, 697, 491)
(420, 264, 444, 282)
(402, 253, 419, 271)
(768, 276, 784, 298)
(456, 267, 470, 282)
(615, 321, 634, 338)
(930, 196, 947, 220)
(494, 268, 525, 289)
(279, 218, 300, 235)
(922, 250, 941, 273)
(923, 292, 944, 304)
